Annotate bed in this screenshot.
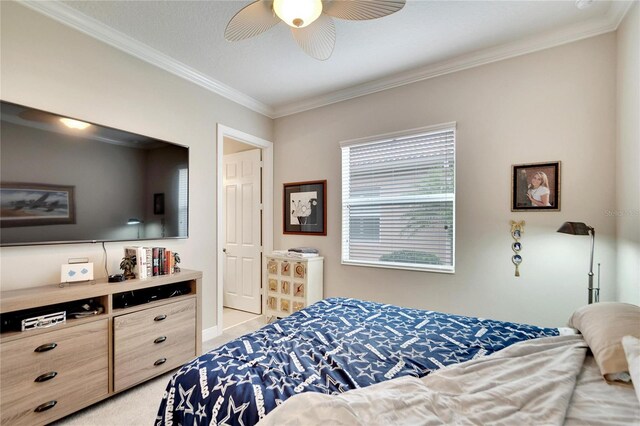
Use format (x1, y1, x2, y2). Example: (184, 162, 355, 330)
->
(258, 301, 640, 426)
(155, 297, 561, 425)
(259, 334, 640, 425)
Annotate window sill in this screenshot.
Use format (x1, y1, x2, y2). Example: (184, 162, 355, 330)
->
(341, 260, 455, 274)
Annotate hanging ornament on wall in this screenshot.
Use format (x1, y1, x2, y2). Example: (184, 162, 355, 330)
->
(510, 220, 525, 277)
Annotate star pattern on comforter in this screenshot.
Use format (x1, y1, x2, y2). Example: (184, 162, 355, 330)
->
(156, 297, 558, 426)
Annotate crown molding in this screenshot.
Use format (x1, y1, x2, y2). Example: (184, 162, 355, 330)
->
(608, 0, 636, 28)
(20, 0, 634, 120)
(20, 0, 275, 118)
(272, 1, 635, 118)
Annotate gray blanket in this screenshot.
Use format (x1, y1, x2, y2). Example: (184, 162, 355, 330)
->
(258, 335, 588, 425)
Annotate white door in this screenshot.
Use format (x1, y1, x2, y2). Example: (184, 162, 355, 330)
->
(223, 149, 262, 313)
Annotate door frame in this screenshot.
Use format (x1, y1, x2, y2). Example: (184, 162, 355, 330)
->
(216, 124, 273, 336)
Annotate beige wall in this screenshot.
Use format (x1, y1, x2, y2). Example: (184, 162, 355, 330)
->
(0, 2, 273, 332)
(274, 34, 618, 327)
(616, 3, 640, 305)
(223, 136, 255, 155)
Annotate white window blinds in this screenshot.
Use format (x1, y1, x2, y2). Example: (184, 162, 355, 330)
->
(341, 124, 455, 272)
(178, 168, 188, 237)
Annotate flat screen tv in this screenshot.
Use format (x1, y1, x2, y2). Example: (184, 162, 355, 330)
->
(0, 101, 189, 246)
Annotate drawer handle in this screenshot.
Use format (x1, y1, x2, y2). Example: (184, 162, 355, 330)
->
(154, 314, 167, 322)
(154, 336, 167, 344)
(154, 358, 167, 366)
(34, 343, 57, 353)
(34, 371, 58, 383)
(34, 400, 57, 413)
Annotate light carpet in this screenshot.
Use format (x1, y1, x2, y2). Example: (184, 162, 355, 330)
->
(223, 307, 262, 330)
(53, 316, 266, 426)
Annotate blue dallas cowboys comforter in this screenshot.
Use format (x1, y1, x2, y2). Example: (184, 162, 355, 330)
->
(156, 298, 558, 425)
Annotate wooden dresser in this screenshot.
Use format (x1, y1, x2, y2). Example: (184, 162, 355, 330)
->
(0, 270, 202, 426)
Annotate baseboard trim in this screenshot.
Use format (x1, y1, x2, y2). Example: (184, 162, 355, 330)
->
(202, 325, 219, 342)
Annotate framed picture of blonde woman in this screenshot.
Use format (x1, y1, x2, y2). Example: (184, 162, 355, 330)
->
(511, 161, 561, 211)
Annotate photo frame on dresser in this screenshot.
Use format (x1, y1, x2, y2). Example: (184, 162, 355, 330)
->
(511, 162, 561, 211)
(283, 180, 327, 235)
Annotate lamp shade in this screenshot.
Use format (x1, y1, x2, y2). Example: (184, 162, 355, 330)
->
(557, 221, 591, 235)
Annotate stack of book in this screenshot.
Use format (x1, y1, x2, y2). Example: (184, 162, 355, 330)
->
(123, 246, 177, 279)
(271, 247, 319, 258)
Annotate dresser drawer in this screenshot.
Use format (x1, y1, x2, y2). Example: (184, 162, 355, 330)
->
(113, 298, 196, 391)
(0, 319, 109, 426)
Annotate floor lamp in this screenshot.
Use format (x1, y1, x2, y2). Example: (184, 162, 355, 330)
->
(557, 221, 599, 304)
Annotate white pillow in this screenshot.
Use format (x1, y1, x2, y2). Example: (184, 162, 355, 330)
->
(567, 302, 640, 381)
(622, 335, 640, 404)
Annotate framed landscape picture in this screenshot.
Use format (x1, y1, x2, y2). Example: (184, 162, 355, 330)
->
(0, 182, 76, 227)
(511, 162, 561, 211)
(283, 180, 326, 235)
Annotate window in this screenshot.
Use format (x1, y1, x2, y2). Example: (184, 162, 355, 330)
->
(350, 215, 380, 242)
(341, 123, 455, 272)
(178, 168, 188, 237)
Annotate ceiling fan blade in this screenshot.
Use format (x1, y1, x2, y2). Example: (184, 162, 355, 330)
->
(322, 0, 405, 21)
(291, 14, 335, 60)
(225, 1, 281, 41)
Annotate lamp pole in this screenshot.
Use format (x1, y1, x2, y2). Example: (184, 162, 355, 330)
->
(587, 226, 596, 304)
(557, 222, 599, 305)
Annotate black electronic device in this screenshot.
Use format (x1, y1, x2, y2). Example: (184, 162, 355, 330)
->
(0, 299, 104, 331)
(108, 274, 126, 282)
(0, 100, 189, 246)
(68, 302, 104, 319)
(112, 282, 191, 309)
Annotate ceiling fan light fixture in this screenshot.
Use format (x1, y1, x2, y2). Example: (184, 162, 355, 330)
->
(273, 0, 323, 28)
(225, 0, 405, 60)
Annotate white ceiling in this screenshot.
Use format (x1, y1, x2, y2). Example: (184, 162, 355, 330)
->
(24, 1, 632, 118)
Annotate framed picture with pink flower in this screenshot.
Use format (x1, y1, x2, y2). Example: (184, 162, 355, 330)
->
(511, 161, 561, 211)
(283, 180, 326, 235)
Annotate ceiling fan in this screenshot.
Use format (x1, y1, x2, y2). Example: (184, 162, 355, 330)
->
(224, 0, 406, 60)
